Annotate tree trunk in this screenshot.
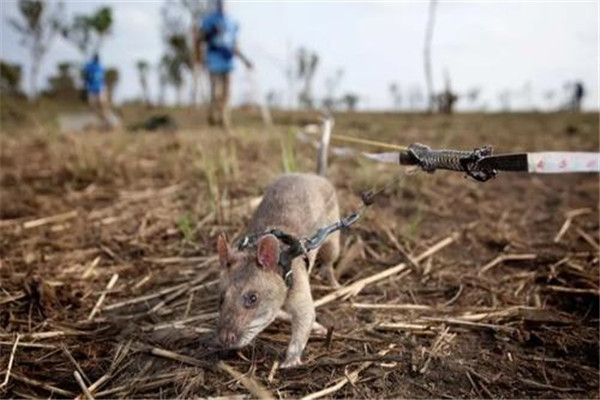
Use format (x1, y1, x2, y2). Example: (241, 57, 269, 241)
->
(30, 54, 39, 102)
(189, 24, 202, 108)
(424, 0, 438, 113)
(305, 70, 316, 109)
(190, 63, 201, 108)
(158, 81, 166, 106)
(157, 68, 166, 106)
(176, 85, 183, 107)
(142, 79, 150, 106)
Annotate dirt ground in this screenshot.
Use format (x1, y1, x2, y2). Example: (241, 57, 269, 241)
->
(1, 101, 598, 399)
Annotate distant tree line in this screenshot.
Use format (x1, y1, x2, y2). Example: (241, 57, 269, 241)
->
(7, 0, 63, 101)
(2, 0, 589, 112)
(4, 0, 119, 103)
(3, 0, 206, 106)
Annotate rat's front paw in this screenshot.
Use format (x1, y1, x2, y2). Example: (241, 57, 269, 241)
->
(280, 355, 303, 369)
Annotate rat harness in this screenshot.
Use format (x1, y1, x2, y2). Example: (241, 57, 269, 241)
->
(235, 179, 392, 289)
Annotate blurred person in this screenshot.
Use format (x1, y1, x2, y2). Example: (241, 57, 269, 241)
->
(197, 0, 253, 128)
(83, 53, 112, 130)
(572, 81, 585, 112)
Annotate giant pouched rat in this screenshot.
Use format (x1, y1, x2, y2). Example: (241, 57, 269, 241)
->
(216, 123, 340, 368)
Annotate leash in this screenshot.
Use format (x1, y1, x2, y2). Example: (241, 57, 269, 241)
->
(299, 126, 600, 181)
(367, 143, 600, 181)
(299, 124, 407, 151)
(237, 125, 599, 287)
(325, 133, 407, 151)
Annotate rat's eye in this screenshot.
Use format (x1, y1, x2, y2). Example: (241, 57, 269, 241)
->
(243, 292, 258, 309)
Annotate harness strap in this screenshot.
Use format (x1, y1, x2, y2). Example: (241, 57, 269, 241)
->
(237, 228, 308, 289)
(280, 253, 310, 289)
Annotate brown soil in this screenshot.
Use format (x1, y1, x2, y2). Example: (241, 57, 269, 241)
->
(1, 102, 598, 399)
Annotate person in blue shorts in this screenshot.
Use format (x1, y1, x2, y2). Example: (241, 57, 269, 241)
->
(197, 0, 252, 127)
(83, 53, 110, 128)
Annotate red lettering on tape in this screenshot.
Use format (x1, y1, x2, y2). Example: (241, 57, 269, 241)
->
(536, 159, 544, 170)
(559, 159, 567, 169)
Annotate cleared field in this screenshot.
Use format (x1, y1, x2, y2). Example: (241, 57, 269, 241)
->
(1, 103, 598, 398)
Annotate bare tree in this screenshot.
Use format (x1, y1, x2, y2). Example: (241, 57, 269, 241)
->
(8, 0, 64, 101)
(409, 85, 424, 111)
(342, 93, 359, 112)
(161, 4, 192, 106)
(266, 90, 282, 109)
(161, 0, 208, 107)
(389, 82, 402, 110)
(162, 54, 185, 106)
(521, 81, 533, 111)
(435, 69, 457, 114)
(297, 47, 319, 109)
(180, 0, 208, 107)
(423, 0, 438, 113)
(497, 89, 512, 112)
(157, 58, 168, 106)
(323, 68, 344, 111)
(136, 60, 151, 106)
(543, 89, 555, 111)
(466, 87, 481, 107)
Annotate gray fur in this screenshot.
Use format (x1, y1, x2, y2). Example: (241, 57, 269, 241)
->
(217, 173, 340, 368)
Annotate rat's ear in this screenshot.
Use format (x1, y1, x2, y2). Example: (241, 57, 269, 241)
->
(217, 233, 231, 268)
(256, 234, 280, 271)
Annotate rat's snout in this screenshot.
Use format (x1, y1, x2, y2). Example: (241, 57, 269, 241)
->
(218, 328, 239, 348)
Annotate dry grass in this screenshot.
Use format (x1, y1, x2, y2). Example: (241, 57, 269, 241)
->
(0, 102, 598, 398)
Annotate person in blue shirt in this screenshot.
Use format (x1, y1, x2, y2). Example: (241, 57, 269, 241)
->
(197, 0, 252, 127)
(83, 53, 110, 128)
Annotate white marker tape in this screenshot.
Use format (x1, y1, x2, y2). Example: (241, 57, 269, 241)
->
(527, 152, 600, 173)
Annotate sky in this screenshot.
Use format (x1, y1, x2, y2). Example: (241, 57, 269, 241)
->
(1, 0, 598, 112)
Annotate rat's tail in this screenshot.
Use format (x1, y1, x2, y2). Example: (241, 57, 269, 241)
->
(316, 117, 334, 176)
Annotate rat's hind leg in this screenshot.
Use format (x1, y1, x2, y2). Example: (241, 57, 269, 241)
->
(316, 231, 341, 288)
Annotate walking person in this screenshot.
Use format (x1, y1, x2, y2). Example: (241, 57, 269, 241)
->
(197, 0, 253, 128)
(83, 54, 109, 128)
(83, 53, 120, 130)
